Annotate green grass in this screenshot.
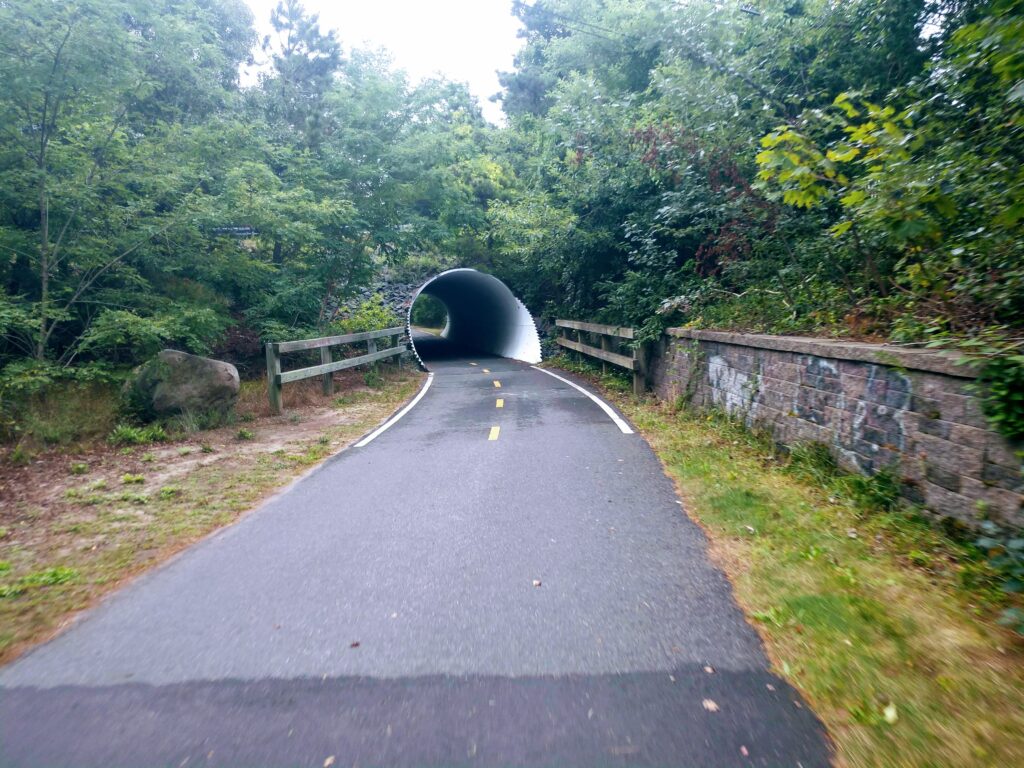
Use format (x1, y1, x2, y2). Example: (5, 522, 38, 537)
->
(617, 400, 1024, 767)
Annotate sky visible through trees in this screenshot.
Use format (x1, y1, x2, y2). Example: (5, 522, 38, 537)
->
(1, 0, 1022, 438)
(242, 0, 524, 124)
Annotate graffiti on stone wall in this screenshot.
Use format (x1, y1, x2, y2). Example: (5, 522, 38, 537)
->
(794, 356, 911, 474)
(707, 354, 759, 418)
(704, 350, 912, 475)
(658, 333, 1021, 527)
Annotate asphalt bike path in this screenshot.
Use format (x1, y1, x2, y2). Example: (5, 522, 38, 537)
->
(0, 337, 830, 767)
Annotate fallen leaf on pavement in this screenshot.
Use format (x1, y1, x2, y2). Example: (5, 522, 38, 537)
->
(702, 699, 720, 712)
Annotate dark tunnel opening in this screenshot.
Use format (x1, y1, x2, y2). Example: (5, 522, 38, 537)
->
(407, 269, 542, 367)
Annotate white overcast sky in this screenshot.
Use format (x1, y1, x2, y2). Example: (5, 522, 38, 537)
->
(242, 0, 526, 123)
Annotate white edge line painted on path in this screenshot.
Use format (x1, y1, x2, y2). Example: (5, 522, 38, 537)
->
(530, 366, 634, 434)
(355, 373, 434, 447)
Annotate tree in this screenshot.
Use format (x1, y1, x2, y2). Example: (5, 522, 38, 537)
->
(261, 0, 342, 150)
(0, 0, 254, 363)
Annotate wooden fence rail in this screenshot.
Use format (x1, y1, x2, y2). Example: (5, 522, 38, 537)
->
(265, 326, 407, 414)
(554, 319, 648, 396)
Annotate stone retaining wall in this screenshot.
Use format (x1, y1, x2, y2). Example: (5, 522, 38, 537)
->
(650, 329, 1023, 528)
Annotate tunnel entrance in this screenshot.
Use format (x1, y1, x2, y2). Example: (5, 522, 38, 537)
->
(407, 268, 542, 367)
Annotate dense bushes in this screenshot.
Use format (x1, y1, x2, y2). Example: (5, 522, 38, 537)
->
(3, 0, 1022, 445)
(485, 0, 1024, 440)
(0, 0, 506, 386)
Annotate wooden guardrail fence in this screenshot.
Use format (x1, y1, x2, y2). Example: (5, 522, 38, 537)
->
(265, 326, 407, 414)
(555, 319, 648, 396)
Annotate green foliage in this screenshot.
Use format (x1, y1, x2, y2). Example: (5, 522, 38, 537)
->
(3, 0, 1021, 453)
(0, 370, 121, 448)
(484, 0, 1024, 443)
(1, 0, 506, 384)
(1, 567, 78, 599)
(169, 409, 234, 435)
(108, 423, 168, 446)
(363, 366, 385, 389)
(976, 356, 1024, 442)
(78, 308, 230, 362)
(331, 295, 399, 336)
(120, 473, 145, 485)
(236, 428, 255, 441)
(410, 294, 448, 328)
(786, 442, 901, 514)
(975, 520, 1024, 634)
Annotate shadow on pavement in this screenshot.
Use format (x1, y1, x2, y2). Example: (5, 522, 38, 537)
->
(0, 665, 831, 767)
(412, 334, 492, 365)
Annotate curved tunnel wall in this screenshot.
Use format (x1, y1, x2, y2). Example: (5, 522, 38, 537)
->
(408, 268, 542, 365)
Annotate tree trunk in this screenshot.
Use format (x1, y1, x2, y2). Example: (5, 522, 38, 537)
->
(37, 180, 49, 360)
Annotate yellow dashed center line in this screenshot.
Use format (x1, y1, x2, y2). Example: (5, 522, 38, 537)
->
(496, 398, 504, 408)
(488, 426, 500, 441)
(493, 380, 501, 388)
(469, 362, 478, 366)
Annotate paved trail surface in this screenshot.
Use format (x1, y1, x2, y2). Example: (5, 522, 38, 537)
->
(0, 337, 830, 767)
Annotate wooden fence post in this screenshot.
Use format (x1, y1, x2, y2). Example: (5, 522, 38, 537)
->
(321, 345, 334, 396)
(367, 337, 377, 378)
(600, 334, 611, 375)
(633, 342, 648, 398)
(266, 342, 282, 415)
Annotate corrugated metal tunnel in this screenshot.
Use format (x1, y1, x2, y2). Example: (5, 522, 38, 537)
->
(407, 268, 542, 366)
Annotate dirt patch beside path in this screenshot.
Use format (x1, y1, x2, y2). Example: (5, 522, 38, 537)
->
(0, 370, 425, 666)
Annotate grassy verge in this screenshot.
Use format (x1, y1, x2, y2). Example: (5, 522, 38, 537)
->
(0, 369, 424, 665)
(548, 354, 1024, 768)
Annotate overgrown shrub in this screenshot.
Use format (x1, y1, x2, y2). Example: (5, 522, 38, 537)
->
(331, 295, 400, 336)
(107, 423, 168, 446)
(0, 363, 122, 449)
(975, 521, 1024, 634)
(168, 409, 234, 435)
(78, 306, 230, 364)
(787, 443, 902, 515)
(976, 356, 1024, 443)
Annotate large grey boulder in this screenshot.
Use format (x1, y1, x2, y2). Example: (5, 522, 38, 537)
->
(126, 350, 239, 419)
